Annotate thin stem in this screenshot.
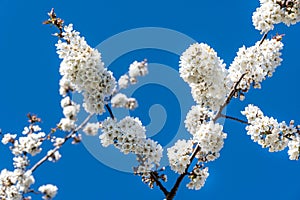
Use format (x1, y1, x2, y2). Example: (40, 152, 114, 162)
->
(220, 114, 250, 125)
(166, 145, 201, 200)
(165, 73, 247, 200)
(213, 73, 247, 122)
(30, 113, 94, 172)
(259, 31, 268, 46)
(105, 104, 115, 119)
(150, 172, 169, 196)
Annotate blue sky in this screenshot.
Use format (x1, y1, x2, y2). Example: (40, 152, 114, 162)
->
(0, 0, 299, 200)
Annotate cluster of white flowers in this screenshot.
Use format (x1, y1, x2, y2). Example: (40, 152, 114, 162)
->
(117, 60, 148, 89)
(0, 123, 60, 199)
(99, 117, 163, 174)
(111, 93, 138, 110)
(128, 60, 148, 84)
(287, 135, 300, 160)
(227, 38, 283, 98)
(83, 122, 99, 136)
(2, 125, 45, 157)
(111, 60, 148, 110)
(179, 43, 228, 111)
(253, 0, 300, 33)
(184, 105, 213, 135)
(58, 96, 80, 131)
(47, 149, 62, 162)
(186, 166, 209, 190)
(242, 104, 299, 156)
(0, 169, 35, 200)
(56, 24, 116, 114)
(194, 121, 227, 162)
(172, 43, 229, 189)
(167, 140, 194, 174)
(38, 184, 58, 199)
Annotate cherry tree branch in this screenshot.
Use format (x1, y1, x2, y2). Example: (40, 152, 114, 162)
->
(220, 114, 250, 125)
(259, 31, 268, 46)
(163, 73, 247, 199)
(166, 145, 201, 200)
(213, 73, 247, 122)
(150, 172, 169, 196)
(105, 104, 115, 119)
(30, 113, 94, 172)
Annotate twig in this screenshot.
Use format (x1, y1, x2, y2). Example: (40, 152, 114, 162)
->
(30, 113, 94, 172)
(150, 172, 169, 196)
(105, 104, 115, 119)
(213, 73, 247, 122)
(259, 31, 268, 46)
(165, 73, 247, 199)
(166, 144, 201, 200)
(220, 114, 250, 125)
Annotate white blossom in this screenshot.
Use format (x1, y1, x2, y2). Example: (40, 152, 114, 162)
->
(167, 139, 194, 174)
(59, 75, 75, 97)
(13, 156, 29, 170)
(179, 43, 228, 111)
(38, 184, 58, 199)
(0, 169, 35, 199)
(241, 104, 296, 152)
(53, 137, 64, 147)
(60, 96, 71, 108)
(1, 133, 17, 145)
(62, 104, 80, 120)
(47, 150, 62, 162)
(99, 117, 162, 174)
(288, 135, 300, 160)
(186, 166, 209, 190)
(184, 105, 213, 136)
(252, 0, 300, 33)
(56, 24, 116, 115)
(227, 38, 283, 97)
(118, 74, 129, 89)
(111, 93, 138, 110)
(12, 132, 45, 156)
(128, 60, 148, 84)
(83, 122, 99, 136)
(193, 121, 227, 162)
(58, 118, 75, 131)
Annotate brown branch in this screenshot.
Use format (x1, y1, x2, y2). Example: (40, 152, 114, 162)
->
(220, 114, 250, 125)
(105, 104, 115, 119)
(259, 31, 268, 46)
(165, 74, 247, 199)
(150, 172, 169, 196)
(29, 113, 94, 172)
(213, 73, 247, 122)
(166, 144, 201, 200)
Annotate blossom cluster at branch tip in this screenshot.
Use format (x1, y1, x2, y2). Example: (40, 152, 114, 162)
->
(0, 169, 35, 200)
(111, 93, 138, 110)
(194, 121, 227, 162)
(0, 123, 61, 199)
(242, 104, 299, 158)
(179, 43, 228, 111)
(184, 105, 213, 136)
(186, 166, 209, 190)
(56, 24, 116, 114)
(99, 117, 163, 175)
(58, 96, 80, 132)
(3, 125, 46, 157)
(167, 139, 194, 174)
(83, 122, 100, 136)
(252, 0, 300, 33)
(227, 37, 283, 99)
(38, 184, 58, 200)
(117, 59, 148, 89)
